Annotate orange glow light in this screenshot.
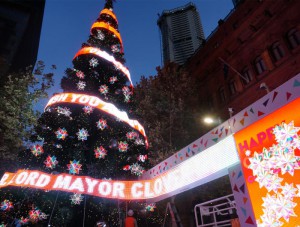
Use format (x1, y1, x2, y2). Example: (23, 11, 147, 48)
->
(90, 21, 123, 52)
(100, 9, 118, 23)
(73, 46, 132, 87)
(45, 93, 148, 148)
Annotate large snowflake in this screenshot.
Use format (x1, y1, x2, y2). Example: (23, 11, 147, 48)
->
(77, 81, 86, 90)
(70, 193, 84, 205)
(55, 127, 68, 140)
(94, 146, 107, 159)
(1, 199, 13, 211)
(247, 121, 300, 226)
(67, 160, 82, 175)
(30, 144, 44, 157)
(89, 57, 99, 67)
(76, 128, 89, 141)
(44, 156, 58, 169)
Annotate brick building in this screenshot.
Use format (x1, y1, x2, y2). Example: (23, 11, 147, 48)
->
(185, 0, 300, 121)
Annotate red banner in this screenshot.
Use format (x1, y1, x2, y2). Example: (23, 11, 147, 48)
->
(0, 170, 176, 200)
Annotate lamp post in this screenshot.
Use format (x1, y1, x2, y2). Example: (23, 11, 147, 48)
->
(203, 116, 221, 125)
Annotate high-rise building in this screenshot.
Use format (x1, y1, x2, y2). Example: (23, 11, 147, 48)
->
(0, 0, 45, 74)
(157, 2, 204, 65)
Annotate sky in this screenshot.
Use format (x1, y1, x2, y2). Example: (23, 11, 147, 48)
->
(36, 0, 233, 109)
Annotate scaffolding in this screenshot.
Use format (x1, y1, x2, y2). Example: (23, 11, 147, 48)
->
(194, 194, 238, 227)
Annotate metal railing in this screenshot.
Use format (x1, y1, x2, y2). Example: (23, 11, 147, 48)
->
(194, 194, 237, 227)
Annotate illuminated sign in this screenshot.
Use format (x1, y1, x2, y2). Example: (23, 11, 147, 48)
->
(45, 92, 148, 148)
(73, 47, 132, 87)
(0, 135, 239, 201)
(234, 98, 300, 226)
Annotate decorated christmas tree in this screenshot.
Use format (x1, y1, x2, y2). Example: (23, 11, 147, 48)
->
(0, 1, 152, 226)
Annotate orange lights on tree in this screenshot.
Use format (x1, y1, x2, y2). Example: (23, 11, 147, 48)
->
(45, 93, 148, 148)
(90, 21, 123, 52)
(100, 8, 118, 23)
(73, 46, 133, 87)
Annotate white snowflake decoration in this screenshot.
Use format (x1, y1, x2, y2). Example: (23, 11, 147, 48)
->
(96, 30, 105, 40)
(57, 106, 72, 117)
(75, 70, 85, 79)
(83, 106, 94, 114)
(130, 163, 144, 176)
(77, 81, 86, 90)
(76, 128, 89, 141)
(89, 57, 99, 68)
(111, 44, 120, 53)
(247, 121, 300, 226)
(70, 193, 83, 205)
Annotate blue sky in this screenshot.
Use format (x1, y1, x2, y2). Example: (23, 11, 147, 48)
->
(36, 0, 233, 109)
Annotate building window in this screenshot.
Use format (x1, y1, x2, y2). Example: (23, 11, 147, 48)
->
(228, 80, 237, 95)
(254, 56, 267, 74)
(270, 42, 285, 61)
(219, 87, 226, 103)
(287, 28, 300, 49)
(241, 67, 253, 85)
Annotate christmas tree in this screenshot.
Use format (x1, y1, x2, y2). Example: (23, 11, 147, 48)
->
(0, 1, 151, 226)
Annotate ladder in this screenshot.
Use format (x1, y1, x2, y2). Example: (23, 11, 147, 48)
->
(162, 197, 183, 227)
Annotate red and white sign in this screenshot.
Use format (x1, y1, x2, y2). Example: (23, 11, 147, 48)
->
(0, 135, 239, 201)
(45, 92, 148, 148)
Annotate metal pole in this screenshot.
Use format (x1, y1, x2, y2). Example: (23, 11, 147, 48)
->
(48, 191, 59, 226)
(218, 57, 249, 81)
(83, 195, 87, 227)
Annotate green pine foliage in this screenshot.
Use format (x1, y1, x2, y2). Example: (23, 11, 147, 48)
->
(0, 61, 54, 160)
(134, 62, 200, 165)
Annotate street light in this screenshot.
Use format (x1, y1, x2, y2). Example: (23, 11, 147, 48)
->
(203, 116, 222, 125)
(203, 117, 214, 124)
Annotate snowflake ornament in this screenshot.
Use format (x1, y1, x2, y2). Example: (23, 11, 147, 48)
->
(130, 163, 144, 176)
(55, 128, 68, 140)
(30, 144, 44, 157)
(122, 86, 132, 102)
(29, 208, 47, 222)
(94, 146, 107, 159)
(99, 84, 109, 95)
(83, 106, 94, 114)
(273, 121, 300, 146)
(109, 76, 118, 84)
(111, 44, 120, 53)
(126, 131, 138, 140)
(145, 203, 156, 212)
(1, 200, 13, 211)
(138, 154, 148, 162)
(67, 160, 82, 174)
(44, 156, 58, 169)
(118, 141, 128, 152)
(77, 81, 86, 90)
(70, 193, 84, 205)
(247, 121, 300, 226)
(57, 106, 72, 117)
(76, 128, 89, 141)
(75, 70, 85, 79)
(19, 217, 29, 225)
(89, 57, 99, 67)
(135, 138, 144, 146)
(122, 86, 131, 95)
(96, 30, 105, 40)
(96, 119, 108, 130)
